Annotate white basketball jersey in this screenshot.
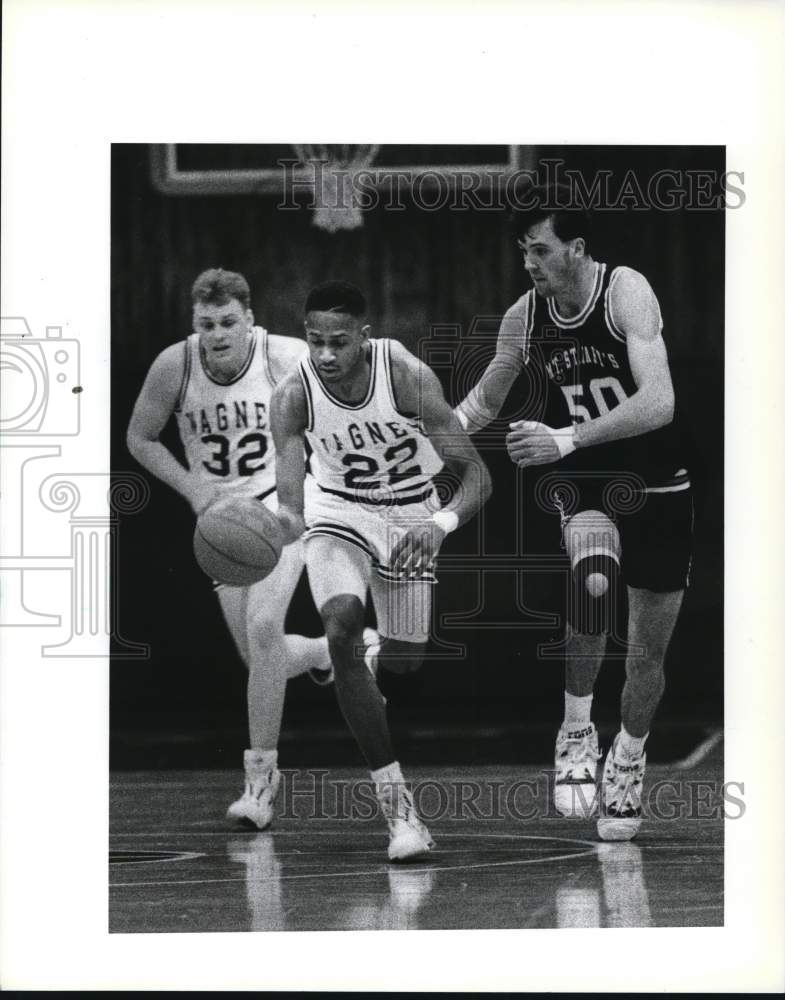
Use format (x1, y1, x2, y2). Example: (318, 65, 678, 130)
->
(175, 326, 278, 499)
(298, 338, 443, 501)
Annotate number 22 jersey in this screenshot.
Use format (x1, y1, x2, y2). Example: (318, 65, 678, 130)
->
(298, 338, 443, 503)
(174, 326, 278, 498)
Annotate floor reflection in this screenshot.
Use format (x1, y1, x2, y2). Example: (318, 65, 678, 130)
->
(556, 843, 650, 928)
(226, 834, 285, 931)
(227, 835, 652, 931)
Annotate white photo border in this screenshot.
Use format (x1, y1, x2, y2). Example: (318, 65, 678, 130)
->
(2, 0, 784, 991)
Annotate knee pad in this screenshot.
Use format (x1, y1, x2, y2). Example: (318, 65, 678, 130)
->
(564, 510, 620, 635)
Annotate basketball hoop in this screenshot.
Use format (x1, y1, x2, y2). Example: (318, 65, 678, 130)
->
(292, 144, 380, 233)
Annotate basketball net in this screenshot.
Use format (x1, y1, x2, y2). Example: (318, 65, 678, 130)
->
(293, 144, 379, 233)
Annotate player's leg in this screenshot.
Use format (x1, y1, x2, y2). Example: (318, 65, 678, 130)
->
(597, 587, 683, 842)
(242, 541, 330, 743)
(307, 535, 432, 860)
(216, 582, 281, 827)
(554, 510, 620, 817)
(368, 575, 431, 700)
(598, 487, 693, 841)
(305, 534, 391, 766)
(217, 542, 326, 829)
(216, 578, 284, 828)
(366, 574, 435, 859)
(622, 586, 684, 737)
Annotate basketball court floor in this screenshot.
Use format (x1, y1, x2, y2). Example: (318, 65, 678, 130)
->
(110, 741, 723, 933)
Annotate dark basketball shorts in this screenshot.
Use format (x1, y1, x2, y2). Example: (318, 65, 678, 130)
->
(556, 480, 694, 593)
(616, 487, 694, 591)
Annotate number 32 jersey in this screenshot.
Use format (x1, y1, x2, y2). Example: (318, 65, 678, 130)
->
(518, 262, 687, 490)
(175, 326, 278, 498)
(298, 339, 443, 503)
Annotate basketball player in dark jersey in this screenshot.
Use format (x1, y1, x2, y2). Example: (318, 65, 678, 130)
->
(456, 185, 693, 841)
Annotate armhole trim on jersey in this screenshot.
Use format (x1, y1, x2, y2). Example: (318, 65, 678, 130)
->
(604, 267, 627, 343)
(382, 339, 417, 419)
(174, 338, 192, 414)
(259, 327, 276, 386)
(298, 362, 315, 433)
(522, 291, 535, 365)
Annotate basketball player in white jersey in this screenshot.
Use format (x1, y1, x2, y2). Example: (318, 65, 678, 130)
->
(271, 280, 492, 861)
(127, 268, 334, 830)
(455, 185, 693, 841)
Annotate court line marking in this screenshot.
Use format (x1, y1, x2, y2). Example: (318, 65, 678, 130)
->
(110, 834, 600, 888)
(109, 850, 206, 865)
(108, 831, 602, 842)
(110, 849, 599, 889)
(673, 729, 722, 770)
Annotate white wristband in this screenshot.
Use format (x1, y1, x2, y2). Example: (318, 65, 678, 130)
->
(432, 510, 459, 534)
(553, 425, 576, 458)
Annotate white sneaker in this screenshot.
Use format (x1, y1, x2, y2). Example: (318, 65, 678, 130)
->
(308, 627, 380, 687)
(554, 723, 601, 818)
(597, 734, 646, 841)
(226, 751, 281, 830)
(375, 780, 434, 862)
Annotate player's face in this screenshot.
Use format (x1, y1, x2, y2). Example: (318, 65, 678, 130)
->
(304, 310, 370, 383)
(518, 217, 581, 297)
(193, 299, 254, 369)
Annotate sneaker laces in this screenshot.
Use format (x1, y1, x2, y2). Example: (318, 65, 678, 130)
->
(604, 748, 644, 815)
(376, 781, 416, 828)
(246, 765, 277, 801)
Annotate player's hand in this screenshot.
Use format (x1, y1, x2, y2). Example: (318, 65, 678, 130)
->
(389, 523, 443, 578)
(506, 420, 575, 467)
(276, 505, 307, 546)
(188, 482, 221, 515)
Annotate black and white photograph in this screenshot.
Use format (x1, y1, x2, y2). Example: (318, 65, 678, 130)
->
(2, 1, 784, 992)
(110, 143, 725, 932)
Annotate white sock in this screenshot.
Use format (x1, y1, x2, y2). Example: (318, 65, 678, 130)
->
(564, 692, 593, 728)
(245, 748, 278, 771)
(370, 760, 403, 787)
(618, 725, 647, 759)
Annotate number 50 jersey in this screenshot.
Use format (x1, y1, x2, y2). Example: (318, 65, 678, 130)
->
(175, 326, 279, 499)
(520, 262, 687, 491)
(298, 339, 443, 504)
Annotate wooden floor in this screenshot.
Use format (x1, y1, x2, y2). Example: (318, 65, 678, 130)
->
(110, 753, 723, 933)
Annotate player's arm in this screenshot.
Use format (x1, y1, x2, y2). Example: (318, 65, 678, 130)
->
(270, 372, 308, 545)
(507, 269, 675, 466)
(454, 298, 528, 434)
(391, 340, 493, 525)
(126, 343, 210, 512)
(266, 333, 308, 384)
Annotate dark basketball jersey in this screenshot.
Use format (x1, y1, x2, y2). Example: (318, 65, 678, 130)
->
(517, 262, 688, 492)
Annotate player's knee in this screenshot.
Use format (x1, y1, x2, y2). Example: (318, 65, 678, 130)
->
(320, 594, 364, 652)
(378, 638, 426, 675)
(246, 613, 284, 653)
(564, 510, 621, 636)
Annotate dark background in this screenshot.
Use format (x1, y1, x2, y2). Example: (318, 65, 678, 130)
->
(111, 144, 723, 768)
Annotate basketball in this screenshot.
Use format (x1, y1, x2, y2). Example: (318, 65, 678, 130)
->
(193, 495, 284, 586)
